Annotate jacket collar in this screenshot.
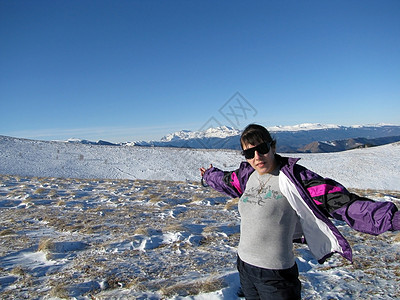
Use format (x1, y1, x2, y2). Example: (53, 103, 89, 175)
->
(276, 154, 300, 171)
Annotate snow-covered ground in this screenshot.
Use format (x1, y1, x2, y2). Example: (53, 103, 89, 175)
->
(1, 135, 400, 191)
(0, 136, 400, 299)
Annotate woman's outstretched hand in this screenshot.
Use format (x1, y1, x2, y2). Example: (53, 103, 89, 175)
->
(200, 164, 213, 177)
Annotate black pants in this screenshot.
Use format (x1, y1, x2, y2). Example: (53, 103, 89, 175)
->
(237, 256, 301, 300)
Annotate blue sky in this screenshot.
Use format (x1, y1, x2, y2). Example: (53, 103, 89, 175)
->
(1, 0, 399, 142)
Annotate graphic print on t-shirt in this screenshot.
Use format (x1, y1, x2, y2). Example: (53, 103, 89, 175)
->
(241, 184, 284, 206)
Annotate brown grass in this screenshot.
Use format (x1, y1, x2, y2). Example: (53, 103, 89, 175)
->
(134, 227, 149, 235)
(225, 197, 239, 210)
(393, 232, 400, 243)
(34, 187, 47, 194)
(2, 174, 398, 299)
(159, 275, 225, 297)
(11, 265, 26, 276)
(37, 238, 55, 252)
(162, 224, 186, 232)
(0, 228, 16, 236)
(50, 283, 69, 299)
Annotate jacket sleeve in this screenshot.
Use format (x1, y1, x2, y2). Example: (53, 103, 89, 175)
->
(299, 166, 399, 235)
(202, 162, 252, 198)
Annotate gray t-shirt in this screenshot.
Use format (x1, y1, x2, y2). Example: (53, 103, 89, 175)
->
(238, 168, 299, 269)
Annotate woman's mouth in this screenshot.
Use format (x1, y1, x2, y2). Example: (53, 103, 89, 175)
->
(256, 161, 266, 168)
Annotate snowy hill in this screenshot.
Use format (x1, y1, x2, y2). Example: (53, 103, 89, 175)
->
(1, 135, 399, 191)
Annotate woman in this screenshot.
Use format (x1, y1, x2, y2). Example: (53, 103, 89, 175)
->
(200, 124, 400, 300)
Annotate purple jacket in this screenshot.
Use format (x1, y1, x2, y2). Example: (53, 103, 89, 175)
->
(203, 155, 400, 263)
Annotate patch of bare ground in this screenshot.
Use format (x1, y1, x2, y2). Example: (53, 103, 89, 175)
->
(349, 188, 400, 200)
(0, 174, 399, 299)
(0, 175, 240, 299)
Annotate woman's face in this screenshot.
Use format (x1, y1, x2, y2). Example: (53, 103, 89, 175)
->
(243, 142, 277, 175)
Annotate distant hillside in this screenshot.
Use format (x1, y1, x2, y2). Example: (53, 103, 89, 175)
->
(299, 136, 400, 153)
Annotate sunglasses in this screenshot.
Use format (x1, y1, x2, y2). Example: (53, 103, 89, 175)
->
(242, 142, 272, 159)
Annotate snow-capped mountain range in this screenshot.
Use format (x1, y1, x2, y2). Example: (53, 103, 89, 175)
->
(129, 123, 400, 153)
(7, 123, 399, 153)
(160, 126, 241, 142)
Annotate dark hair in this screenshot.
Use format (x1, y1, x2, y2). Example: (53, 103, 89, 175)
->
(240, 124, 276, 150)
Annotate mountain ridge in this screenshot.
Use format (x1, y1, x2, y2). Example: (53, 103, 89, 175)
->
(3, 123, 400, 153)
(128, 123, 400, 153)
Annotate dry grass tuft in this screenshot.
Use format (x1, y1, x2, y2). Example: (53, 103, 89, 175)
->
(202, 225, 219, 234)
(162, 224, 186, 232)
(148, 194, 162, 203)
(393, 232, 400, 243)
(11, 265, 26, 276)
(56, 200, 66, 206)
(0, 228, 16, 236)
(50, 283, 69, 299)
(134, 227, 149, 235)
(126, 276, 147, 291)
(191, 194, 203, 202)
(225, 197, 239, 210)
(159, 275, 225, 297)
(48, 189, 59, 197)
(34, 187, 47, 194)
(37, 238, 55, 252)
